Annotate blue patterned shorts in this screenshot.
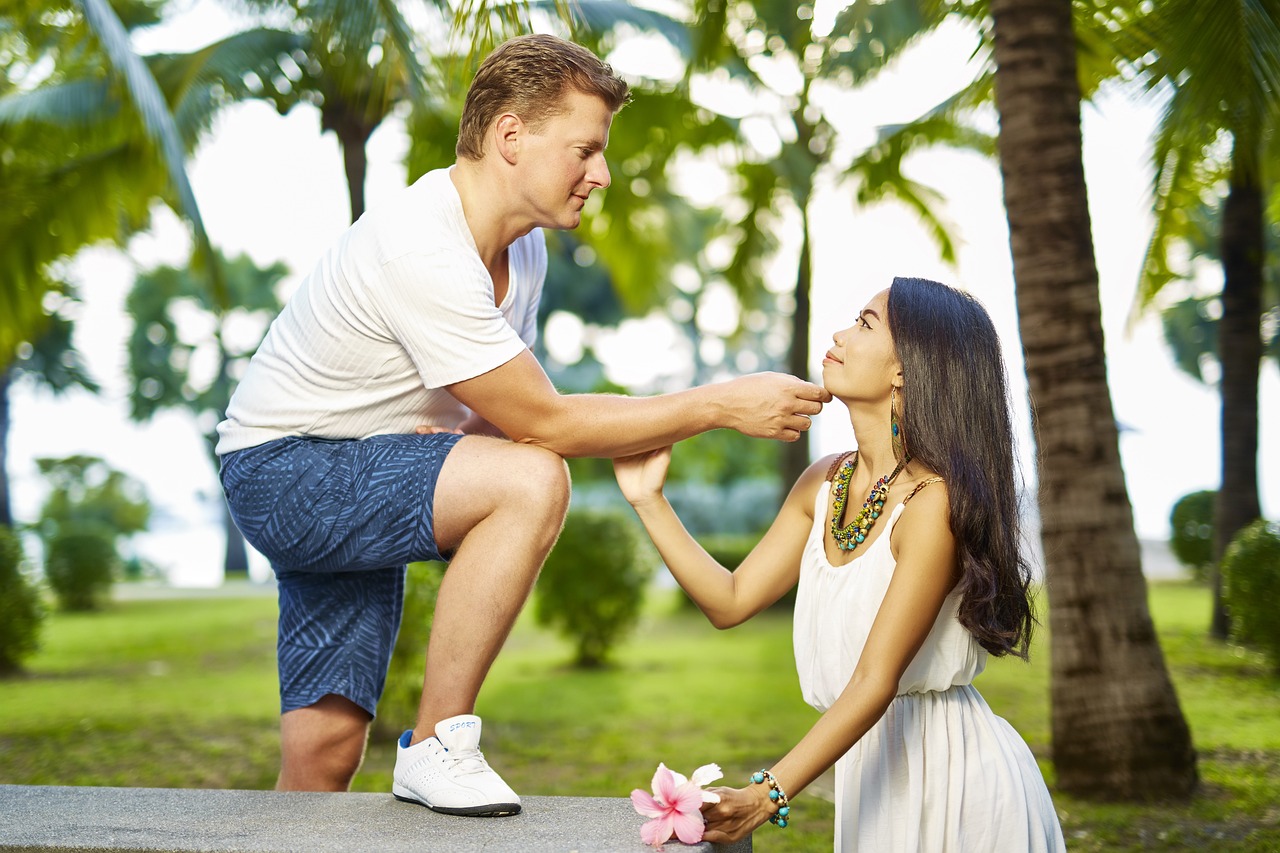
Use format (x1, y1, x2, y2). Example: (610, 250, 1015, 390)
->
(219, 432, 464, 716)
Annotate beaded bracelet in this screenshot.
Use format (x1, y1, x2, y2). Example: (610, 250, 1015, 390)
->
(749, 769, 791, 828)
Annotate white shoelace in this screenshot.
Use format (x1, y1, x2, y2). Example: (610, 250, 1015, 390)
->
(435, 741, 490, 776)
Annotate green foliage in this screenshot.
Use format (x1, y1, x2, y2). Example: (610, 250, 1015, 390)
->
(373, 561, 445, 739)
(5, 583, 1280, 849)
(0, 526, 45, 674)
(1222, 520, 1280, 672)
(534, 509, 656, 667)
(33, 455, 150, 544)
(125, 248, 285, 452)
(1169, 489, 1216, 581)
(44, 525, 118, 612)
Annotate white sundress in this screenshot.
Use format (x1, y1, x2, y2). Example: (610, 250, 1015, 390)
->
(792, 483, 1067, 852)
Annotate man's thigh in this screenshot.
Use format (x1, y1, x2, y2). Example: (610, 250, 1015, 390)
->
(221, 432, 464, 572)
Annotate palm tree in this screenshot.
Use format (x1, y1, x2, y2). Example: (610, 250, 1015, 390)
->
(679, 0, 967, 488)
(124, 250, 286, 577)
(231, 0, 449, 223)
(1121, 0, 1280, 639)
(987, 0, 1197, 798)
(0, 0, 302, 540)
(0, 310, 99, 528)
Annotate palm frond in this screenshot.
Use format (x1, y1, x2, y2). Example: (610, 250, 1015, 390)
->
(74, 0, 226, 305)
(0, 78, 117, 128)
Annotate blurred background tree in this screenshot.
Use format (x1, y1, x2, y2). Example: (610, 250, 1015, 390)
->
(32, 454, 151, 610)
(1122, 0, 1280, 640)
(124, 249, 286, 577)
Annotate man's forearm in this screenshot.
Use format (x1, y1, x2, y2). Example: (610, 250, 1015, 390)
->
(511, 384, 726, 458)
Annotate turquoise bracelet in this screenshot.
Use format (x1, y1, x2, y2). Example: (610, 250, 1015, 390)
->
(749, 769, 791, 828)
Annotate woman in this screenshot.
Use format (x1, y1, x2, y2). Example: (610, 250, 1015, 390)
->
(614, 277, 1066, 851)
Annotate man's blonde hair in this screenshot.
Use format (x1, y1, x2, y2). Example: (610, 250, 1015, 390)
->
(456, 34, 630, 160)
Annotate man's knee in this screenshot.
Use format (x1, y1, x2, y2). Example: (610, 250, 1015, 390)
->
(513, 444, 571, 520)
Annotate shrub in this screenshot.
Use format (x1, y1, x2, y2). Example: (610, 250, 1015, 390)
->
(534, 508, 656, 668)
(44, 525, 118, 611)
(1222, 520, 1280, 671)
(373, 561, 445, 739)
(0, 527, 45, 674)
(1169, 490, 1216, 582)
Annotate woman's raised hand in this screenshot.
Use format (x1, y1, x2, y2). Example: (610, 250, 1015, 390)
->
(612, 446, 674, 506)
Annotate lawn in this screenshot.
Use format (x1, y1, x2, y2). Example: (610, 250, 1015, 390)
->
(1, 580, 1277, 852)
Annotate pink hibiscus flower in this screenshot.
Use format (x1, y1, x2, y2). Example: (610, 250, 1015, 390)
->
(630, 762, 723, 848)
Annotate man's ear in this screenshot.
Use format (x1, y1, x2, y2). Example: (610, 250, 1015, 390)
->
(494, 113, 522, 165)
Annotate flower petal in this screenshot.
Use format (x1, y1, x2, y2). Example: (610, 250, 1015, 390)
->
(672, 781, 706, 814)
(671, 808, 707, 845)
(651, 764, 677, 806)
(702, 790, 722, 804)
(630, 788, 666, 819)
(640, 815, 674, 848)
(690, 763, 723, 788)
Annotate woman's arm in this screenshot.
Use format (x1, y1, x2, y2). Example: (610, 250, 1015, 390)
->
(700, 483, 959, 844)
(614, 450, 835, 628)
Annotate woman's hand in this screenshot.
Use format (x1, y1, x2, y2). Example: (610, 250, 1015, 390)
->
(612, 446, 673, 506)
(699, 784, 774, 845)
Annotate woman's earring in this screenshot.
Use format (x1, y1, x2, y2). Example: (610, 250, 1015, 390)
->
(891, 386, 907, 462)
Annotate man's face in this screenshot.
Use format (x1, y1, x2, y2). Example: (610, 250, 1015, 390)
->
(514, 89, 614, 231)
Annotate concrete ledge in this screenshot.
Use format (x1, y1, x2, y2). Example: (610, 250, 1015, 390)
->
(0, 786, 750, 853)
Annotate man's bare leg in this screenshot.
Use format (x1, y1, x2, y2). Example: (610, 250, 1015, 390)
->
(277, 694, 372, 791)
(411, 436, 570, 741)
(272, 436, 568, 790)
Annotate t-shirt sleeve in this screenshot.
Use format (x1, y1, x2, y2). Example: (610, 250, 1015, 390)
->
(375, 249, 527, 389)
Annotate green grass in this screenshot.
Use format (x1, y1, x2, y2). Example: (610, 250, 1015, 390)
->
(1, 581, 1277, 851)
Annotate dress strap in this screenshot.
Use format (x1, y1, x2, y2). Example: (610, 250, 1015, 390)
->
(824, 451, 856, 482)
(902, 477, 944, 505)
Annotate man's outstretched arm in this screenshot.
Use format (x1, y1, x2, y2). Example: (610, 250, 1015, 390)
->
(447, 349, 830, 458)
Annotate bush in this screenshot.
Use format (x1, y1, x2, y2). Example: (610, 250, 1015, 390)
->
(373, 561, 445, 739)
(44, 526, 118, 611)
(534, 508, 656, 668)
(1222, 520, 1280, 671)
(1170, 490, 1216, 582)
(0, 527, 45, 674)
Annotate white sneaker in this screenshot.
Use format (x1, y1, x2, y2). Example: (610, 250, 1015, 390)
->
(392, 714, 521, 817)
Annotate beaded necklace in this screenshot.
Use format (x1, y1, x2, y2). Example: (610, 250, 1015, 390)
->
(829, 452, 911, 552)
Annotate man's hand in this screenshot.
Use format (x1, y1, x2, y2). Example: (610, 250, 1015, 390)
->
(414, 412, 507, 438)
(721, 373, 831, 442)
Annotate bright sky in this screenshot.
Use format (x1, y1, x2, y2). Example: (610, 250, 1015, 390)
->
(8, 1, 1277, 585)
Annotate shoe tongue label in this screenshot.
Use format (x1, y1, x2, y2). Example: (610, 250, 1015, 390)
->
(437, 715, 482, 749)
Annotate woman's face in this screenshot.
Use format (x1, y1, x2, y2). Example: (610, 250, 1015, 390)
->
(821, 288, 902, 403)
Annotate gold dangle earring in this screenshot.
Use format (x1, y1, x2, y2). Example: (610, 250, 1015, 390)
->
(891, 386, 907, 463)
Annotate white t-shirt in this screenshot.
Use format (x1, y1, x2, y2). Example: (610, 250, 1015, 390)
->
(215, 167, 546, 455)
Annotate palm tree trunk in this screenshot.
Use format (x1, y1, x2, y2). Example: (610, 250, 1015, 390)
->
(784, 212, 813, 492)
(341, 129, 368, 223)
(989, 0, 1197, 798)
(1210, 152, 1264, 639)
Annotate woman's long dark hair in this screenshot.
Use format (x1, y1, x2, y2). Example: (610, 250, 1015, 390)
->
(887, 276, 1035, 659)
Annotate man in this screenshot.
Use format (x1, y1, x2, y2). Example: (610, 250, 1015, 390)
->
(216, 33, 828, 816)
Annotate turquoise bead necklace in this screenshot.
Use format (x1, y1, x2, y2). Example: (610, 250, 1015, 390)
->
(830, 452, 911, 552)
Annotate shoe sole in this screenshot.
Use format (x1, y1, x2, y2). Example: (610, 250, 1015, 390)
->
(393, 793, 522, 817)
